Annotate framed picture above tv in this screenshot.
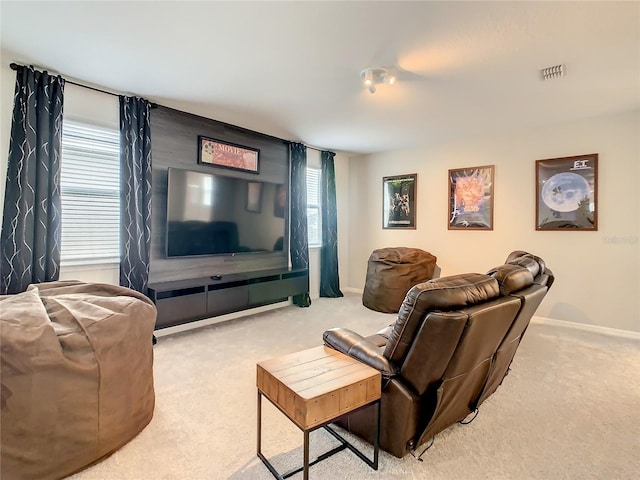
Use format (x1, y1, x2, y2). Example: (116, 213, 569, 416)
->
(198, 135, 260, 174)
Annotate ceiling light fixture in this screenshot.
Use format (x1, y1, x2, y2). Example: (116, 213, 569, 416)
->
(540, 64, 565, 80)
(360, 67, 396, 94)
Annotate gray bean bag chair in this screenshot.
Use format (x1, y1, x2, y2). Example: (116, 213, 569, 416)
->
(1, 281, 156, 480)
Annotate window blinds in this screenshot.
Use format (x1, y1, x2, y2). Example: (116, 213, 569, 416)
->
(60, 121, 120, 265)
(306, 167, 322, 246)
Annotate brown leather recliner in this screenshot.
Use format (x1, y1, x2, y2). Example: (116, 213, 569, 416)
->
(323, 251, 554, 458)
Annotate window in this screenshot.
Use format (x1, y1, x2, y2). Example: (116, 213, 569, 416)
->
(60, 121, 120, 266)
(306, 167, 322, 247)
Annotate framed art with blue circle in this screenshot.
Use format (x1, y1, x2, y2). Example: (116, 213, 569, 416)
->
(535, 154, 598, 231)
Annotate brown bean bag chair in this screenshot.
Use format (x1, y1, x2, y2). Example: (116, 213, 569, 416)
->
(363, 247, 437, 313)
(0, 281, 156, 480)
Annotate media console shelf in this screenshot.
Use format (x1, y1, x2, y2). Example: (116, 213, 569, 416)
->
(148, 267, 309, 329)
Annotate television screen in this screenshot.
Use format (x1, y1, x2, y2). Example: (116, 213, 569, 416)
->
(166, 167, 287, 258)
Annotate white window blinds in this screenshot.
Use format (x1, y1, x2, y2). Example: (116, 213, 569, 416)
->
(60, 121, 120, 266)
(306, 167, 322, 247)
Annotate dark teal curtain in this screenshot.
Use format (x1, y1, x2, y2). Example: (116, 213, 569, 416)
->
(289, 142, 311, 307)
(320, 151, 343, 298)
(119, 96, 153, 294)
(1, 66, 65, 294)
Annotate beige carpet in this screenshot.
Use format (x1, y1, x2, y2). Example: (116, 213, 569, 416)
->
(69, 293, 640, 480)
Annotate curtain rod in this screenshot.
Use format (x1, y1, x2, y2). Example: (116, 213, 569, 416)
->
(292, 143, 334, 155)
(9, 63, 332, 150)
(9, 63, 158, 108)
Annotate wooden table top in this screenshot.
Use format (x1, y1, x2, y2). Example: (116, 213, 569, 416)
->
(257, 346, 381, 430)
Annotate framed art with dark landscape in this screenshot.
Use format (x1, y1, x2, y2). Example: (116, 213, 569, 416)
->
(536, 153, 598, 231)
(448, 165, 494, 230)
(383, 174, 417, 229)
(198, 135, 260, 173)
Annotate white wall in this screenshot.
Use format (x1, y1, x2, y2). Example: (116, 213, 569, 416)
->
(343, 110, 640, 333)
(0, 61, 14, 218)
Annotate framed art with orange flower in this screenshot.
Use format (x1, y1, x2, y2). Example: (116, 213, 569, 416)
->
(448, 165, 494, 230)
(536, 153, 598, 231)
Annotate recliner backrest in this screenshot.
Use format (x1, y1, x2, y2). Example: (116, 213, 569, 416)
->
(505, 250, 554, 288)
(400, 295, 523, 395)
(383, 273, 500, 365)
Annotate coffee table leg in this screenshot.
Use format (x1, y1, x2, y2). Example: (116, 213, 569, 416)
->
(257, 390, 262, 455)
(303, 430, 310, 480)
(373, 399, 380, 469)
(257, 392, 379, 479)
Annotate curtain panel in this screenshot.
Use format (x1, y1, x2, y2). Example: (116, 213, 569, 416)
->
(320, 151, 343, 298)
(119, 96, 153, 294)
(0, 66, 65, 294)
(289, 142, 311, 307)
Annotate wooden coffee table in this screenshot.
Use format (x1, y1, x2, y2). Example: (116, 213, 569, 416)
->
(256, 346, 382, 479)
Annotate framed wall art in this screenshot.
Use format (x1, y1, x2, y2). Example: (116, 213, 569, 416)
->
(383, 174, 417, 229)
(245, 181, 263, 213)
(274, 184, 286, 218)
(536, 153, 598, 231)
(448, 165, 494, 230)
(198, 135, 260, 173)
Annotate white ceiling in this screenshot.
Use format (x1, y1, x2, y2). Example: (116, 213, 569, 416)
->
(1, 1, 639, 155)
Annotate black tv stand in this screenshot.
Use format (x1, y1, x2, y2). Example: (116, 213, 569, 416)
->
(147, 267, 309, 329)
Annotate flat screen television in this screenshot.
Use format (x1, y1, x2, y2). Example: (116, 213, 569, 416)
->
(166, 167, 287, 258)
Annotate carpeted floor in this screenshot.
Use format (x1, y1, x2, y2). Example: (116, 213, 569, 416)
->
(69, 293, 640, 480)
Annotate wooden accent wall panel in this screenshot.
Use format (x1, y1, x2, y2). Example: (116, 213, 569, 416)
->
(149, 106, 290, 283)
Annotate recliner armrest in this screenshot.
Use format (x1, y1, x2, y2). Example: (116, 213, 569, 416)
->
(323, 328, 397, 379)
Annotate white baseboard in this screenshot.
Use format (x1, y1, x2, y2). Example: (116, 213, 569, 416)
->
(155, 300, 290, 338)
(531, 316, 640, 340)
(342, 287, 363, 294)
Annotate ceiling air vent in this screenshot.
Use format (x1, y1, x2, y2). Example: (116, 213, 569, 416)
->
(540, 64, 565, 80)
